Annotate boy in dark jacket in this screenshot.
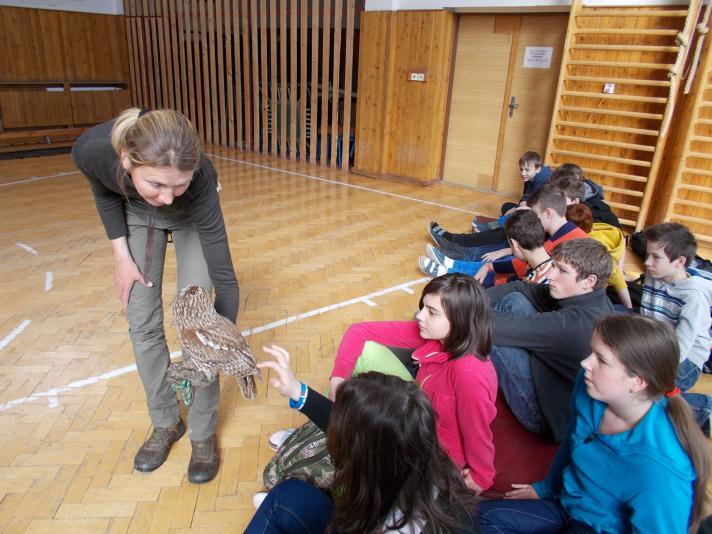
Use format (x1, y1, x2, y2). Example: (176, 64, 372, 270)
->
(486, 238, 614, 442)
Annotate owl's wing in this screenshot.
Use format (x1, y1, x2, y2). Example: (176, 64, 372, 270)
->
(181, 315, 258, 379)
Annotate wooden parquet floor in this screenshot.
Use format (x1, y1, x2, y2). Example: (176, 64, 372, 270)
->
(1, 148, 710, 533)
(0, 148, 513, 533)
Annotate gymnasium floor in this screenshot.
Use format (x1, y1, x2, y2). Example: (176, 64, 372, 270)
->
(0, 147, 709, 532)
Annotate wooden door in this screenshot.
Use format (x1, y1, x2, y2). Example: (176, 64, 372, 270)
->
(496, 14, 568, 196)
(443, 15, 513, 189)
(443, 13, 567, 195)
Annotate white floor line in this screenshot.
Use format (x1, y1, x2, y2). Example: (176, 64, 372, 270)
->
(0, 319, 31, 351)
(44, 272, 53, 292)
(0, 277, 429, 413)
(15, 242, 38, 255)
(0, 171, 80, 188)
(208, 153, 479, 215)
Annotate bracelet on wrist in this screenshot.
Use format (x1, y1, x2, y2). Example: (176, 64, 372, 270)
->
(289, 382, 309, 410)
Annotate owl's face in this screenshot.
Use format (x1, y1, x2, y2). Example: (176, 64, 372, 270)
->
(173, 285, 213, 328)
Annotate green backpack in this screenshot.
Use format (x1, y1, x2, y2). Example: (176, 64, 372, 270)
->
(263, 420, 335, 491)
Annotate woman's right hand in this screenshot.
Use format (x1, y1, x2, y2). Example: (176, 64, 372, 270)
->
(114, 257, 150, 308)
(257, 345, 303, 401)
(505, 483, 539, 500)
(111, 236, 151, 308)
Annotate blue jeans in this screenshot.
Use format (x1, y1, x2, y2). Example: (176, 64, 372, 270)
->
(245, 479, 333, 534)
(677, 359, 701, 391)
(440, 241, 508, 262)
(676, 360, 710, 433)
(489, 293, 544, 434)
(479, 499, 595, 533)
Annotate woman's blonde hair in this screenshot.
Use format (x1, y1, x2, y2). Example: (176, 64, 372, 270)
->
(111, 108, 201, 173)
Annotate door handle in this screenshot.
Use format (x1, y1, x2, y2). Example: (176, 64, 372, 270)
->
(508, 96, 519, 117)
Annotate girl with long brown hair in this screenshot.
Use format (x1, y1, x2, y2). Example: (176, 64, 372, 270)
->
(248, 349, 478, 533)
(479, 314, 710, 533)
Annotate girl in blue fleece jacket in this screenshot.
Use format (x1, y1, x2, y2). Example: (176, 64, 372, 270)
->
(479, 315, 710, 533)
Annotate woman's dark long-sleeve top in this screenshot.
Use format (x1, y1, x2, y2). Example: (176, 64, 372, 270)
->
(72, 120, 239, 322)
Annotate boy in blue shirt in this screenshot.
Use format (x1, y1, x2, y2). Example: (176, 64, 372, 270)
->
(474, 151, 552, 232)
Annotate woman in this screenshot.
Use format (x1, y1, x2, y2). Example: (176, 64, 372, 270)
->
(72, 107, 238, 483)
(250, 349, 479, 533)
(327, 273, 497, 493)
(479, 315, 710, 533)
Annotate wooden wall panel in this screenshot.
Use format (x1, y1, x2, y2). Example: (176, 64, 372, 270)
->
(260, 0, 269, 152)
(330, 0, 343, 166)
(342, 0, 356, 171)
(250, 0, 260, 149)
(241, 0, 253, 150)
(270, 0, 278, 156)
(353, 11, 391, 177)
(290, 0, 298, 158)
(280, 0, 287, 156)
(61, 12, 130, 82)
(0, 6, 130, 133)
(300, 0, 308, 158)
(0, 88, 72, 128)
(354, 10, 455, 183)
(0, 7, 65, 82)
(319, 0, 332, 166)
(70, 89, 132, 125)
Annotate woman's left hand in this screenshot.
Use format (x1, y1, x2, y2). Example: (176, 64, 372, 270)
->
(461, 468, 484, 496)
(257, 345, 303, 401)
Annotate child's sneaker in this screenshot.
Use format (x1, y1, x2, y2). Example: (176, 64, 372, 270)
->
(419, 257, 448, 277)
(425, 244, 454, 268)
(268, 428, 296, 451)
(253, 491, 268, 510)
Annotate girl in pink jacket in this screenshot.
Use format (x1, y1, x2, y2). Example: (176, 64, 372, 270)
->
(329, 273, 498, 493)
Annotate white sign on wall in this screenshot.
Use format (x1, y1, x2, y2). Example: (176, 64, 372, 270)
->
(523, 47, 553, 69)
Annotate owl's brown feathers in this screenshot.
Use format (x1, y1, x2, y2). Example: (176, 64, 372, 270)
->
(169, 285, 261, 400)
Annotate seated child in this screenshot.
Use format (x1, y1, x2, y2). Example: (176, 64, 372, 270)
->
(497, 151, 553, 217)
(426, 175, 587, 276)
(479, 315, 709, 534)
(551, 163, 620, 228)
(430, 152, 553, 256)
(248, 366, 478, 532)
(327, 274, 498, 493)
(486, 238, 613, 441)
(429, 210, 553, 288)
(499, 210, 554, 285)
(641, 222, 712, 391)
(566, 203, 632, 309)
(421, 186, 587, 283)
(268, 274, 498, 494)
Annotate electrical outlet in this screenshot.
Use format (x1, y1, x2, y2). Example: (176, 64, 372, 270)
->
(409, 72, 418, 81)
(417, 73, 426, 81)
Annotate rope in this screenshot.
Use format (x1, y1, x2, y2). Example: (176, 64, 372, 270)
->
(684, 2, 712, 94)
(661, 1, 704, 136)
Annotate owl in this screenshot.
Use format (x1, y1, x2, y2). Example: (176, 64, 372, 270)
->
(167, 285, 261, 404)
